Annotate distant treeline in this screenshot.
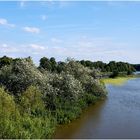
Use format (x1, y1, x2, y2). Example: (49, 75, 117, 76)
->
(133, 64, 140, 71)
(78, 60, 136, 74)
(0, 55, 136, 75)
(0, 56, 136, 74)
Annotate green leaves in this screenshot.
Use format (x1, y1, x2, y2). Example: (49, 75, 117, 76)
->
(0, 86, 56, 139)
(19, 86, 45, 116)
(0, 57, 107, 138)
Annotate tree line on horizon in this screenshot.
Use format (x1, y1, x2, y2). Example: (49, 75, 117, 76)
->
(133, 64, 140, 71)
(0, 56, 136, 74)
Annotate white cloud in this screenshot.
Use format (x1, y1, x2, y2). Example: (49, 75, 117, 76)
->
(1, 37, 139, 64)
(2, 43, 8, 48)
(29, 44, 45, 51)
(0, 18, 15, 28)
(1, 43, 19, 53)
(40, 36, 133, 63)
(51, 38, 63, 44)
(41, 15, 47, 21)
(23, 26, 40, 33)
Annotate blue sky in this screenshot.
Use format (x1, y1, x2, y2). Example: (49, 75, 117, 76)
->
(0, 1, 140, 64)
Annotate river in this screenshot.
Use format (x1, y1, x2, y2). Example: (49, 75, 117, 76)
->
(54, 77, 140, 139)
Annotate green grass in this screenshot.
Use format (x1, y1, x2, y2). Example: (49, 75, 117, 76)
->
(101, 76, 135, 86)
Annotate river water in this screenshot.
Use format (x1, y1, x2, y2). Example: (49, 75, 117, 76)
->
(54, 78, 140, 139)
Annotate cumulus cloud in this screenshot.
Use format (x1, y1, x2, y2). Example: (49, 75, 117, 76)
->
(29, 44, 46, 51)
(0, 18, 15, 27)
(23, 26, 40, 33)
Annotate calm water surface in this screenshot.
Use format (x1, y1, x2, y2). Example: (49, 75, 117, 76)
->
(54, 78, 140, 139)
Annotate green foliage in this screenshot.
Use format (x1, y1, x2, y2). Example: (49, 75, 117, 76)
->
(79, 60, 135, 74)
(133, 64, 140, 71)
(0, 58, 48, 95)
(110, 70, 119, 78)
(52, 100, 80, 123)
(62, 60, 107, 97)
(39, 57, 57, 72)
(0, 86, 56, 139)
(56, 61, 65, 73)
(127, 70, 133, 75)
(0, 56, 13, 68)
(19, 86, 45, 116)
(0, 56, 108, 139)
(39, 57, 52, 71)
(0, 87, 19, 118)
(65, 60, 92, 78)
(50, 72, 84, 100)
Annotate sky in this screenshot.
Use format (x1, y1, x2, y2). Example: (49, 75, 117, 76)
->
(0, 1, 140, 64)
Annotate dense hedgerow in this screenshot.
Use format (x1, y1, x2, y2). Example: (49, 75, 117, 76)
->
(0, 57, 107, 139)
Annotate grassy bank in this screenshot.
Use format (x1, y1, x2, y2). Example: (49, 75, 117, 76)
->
(101, 76, 136, 86)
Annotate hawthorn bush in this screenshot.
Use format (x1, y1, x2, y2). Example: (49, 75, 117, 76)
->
(0, 57, 107, 138)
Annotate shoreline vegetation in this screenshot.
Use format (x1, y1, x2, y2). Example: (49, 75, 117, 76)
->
(0, 56, 137, 139)
(101, 76, 136, 86)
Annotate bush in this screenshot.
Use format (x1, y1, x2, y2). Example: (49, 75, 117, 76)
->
(19, 86, 46, 116)
(55, 101, 82, 124)
(64, 60, 92, 79)
(49, 72, 84, 101)
(0, 59, 48, 96)
(0, 87, 20, 138)
(63, 60, 107, 97)
(0, 57, 107, 139)
(0, 86, 56, 139)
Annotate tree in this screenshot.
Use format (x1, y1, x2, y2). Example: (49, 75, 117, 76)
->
(39, 57, 52, 71)
(110, 70, 119, 78)
(50, 57, 57, 72)
(56, 61, 65, 73)
(0, 56, 13, 68)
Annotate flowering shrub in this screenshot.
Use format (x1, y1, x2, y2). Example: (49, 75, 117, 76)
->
(0, 57, 107, 138)
(63, 60, 107, 97)
(49, 72, 84, 101)
(0, 59, 48, 95)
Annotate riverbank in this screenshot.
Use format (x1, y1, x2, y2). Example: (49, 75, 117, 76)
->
(54, 77, 140, 139)
(53, 75, 135, 138)
(101, 76, 136, 86)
